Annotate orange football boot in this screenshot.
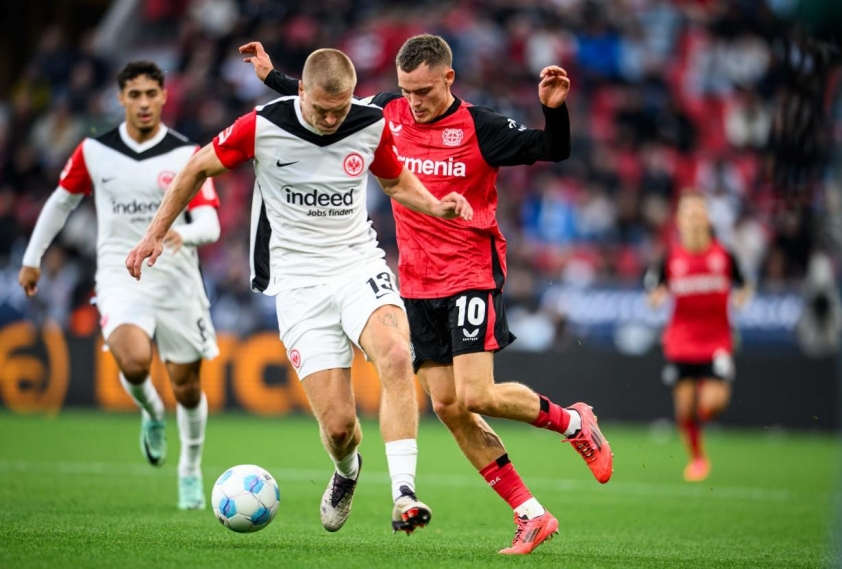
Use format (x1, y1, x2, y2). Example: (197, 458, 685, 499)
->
(499, 512, 560, 555)
(565, 403, 614, 483)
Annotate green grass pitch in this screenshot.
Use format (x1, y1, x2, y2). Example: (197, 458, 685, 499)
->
(0, 411, 839, 568)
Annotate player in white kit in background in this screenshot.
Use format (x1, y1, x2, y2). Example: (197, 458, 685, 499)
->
(18, 61, 221, 510)
(126, 49, 473, 534)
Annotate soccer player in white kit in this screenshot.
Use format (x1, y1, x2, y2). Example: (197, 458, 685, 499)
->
(18, 61, 221, 510)
(126, 49, 473, 533)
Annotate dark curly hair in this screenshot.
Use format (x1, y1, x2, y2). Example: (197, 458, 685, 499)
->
(117, 61, 165, 90)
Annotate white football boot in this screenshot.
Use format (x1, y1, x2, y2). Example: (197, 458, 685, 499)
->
(391, 485, 432, 534)
(320, 454, 362, 532)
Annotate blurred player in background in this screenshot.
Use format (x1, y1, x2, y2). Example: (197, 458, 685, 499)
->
(646, 192, 752, 482)
(246, 34, 613, 554)
(18, 61, 221, 509)
(126, 49, 472, 534)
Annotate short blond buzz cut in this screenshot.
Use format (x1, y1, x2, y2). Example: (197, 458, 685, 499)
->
(302, 48, 357, 95)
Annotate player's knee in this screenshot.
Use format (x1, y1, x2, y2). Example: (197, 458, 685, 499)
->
(699, 399, 729, 421)
(375, 341, 413, 385)
(674, 407, 694, 424)
(173, 381, 202, 408)
(322, 416, 357, 447)
(120, 360, 151, 383)
(460, 389, 494, 416)
(431, 396, 467, 427)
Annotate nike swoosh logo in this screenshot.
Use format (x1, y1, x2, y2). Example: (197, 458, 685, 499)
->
(143, 437, 161, 465)
(101, 177, 116, 183)
(276, 160, 298, 168)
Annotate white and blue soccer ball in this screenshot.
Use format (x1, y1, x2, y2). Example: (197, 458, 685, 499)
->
(212, 464, 280, 533)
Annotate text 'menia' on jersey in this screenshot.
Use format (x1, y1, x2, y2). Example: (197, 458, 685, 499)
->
(212, 96, 403, 295)
(59, 123, 219, 305)
(264, 71, 571, 298)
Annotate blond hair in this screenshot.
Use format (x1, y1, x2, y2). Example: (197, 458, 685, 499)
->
(302, 49, 357, 95)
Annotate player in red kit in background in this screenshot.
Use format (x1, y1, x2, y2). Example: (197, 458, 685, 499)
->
(646, 192, 752, 482)
(243, 34, 613, 555)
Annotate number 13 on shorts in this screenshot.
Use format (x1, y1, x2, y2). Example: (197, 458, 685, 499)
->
(366, 272, 395, 299)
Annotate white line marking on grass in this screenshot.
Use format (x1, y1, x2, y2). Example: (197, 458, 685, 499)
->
(0, 459, 795, 503)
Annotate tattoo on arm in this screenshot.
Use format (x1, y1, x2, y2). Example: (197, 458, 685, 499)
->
(377, 312, 399, 328)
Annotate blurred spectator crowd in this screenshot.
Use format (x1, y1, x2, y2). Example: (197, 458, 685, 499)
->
(0, 0, 839, 340)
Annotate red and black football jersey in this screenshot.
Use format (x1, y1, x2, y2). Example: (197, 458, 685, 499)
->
(265, 72, 571, 298)
(650, 240, 745, 363)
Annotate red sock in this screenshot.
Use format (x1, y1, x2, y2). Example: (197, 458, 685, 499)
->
(680, 419, 704, 460)
(530, 395, 571, 435)
(480, 454, 533, 511)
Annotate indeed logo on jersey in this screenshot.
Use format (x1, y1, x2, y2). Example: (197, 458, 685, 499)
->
(111, 199, 161, 215)
(284, 186, 354, 217)
(394, 147, 466, 178)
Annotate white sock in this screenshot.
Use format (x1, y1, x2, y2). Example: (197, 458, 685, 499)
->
(332, 451, 359, 480)
(119, 373, 164, 421)
(564, 409, 582, 438)
(385, 438, 417, 501)
(177, 393, 207, 477)
(514, 497, 546, 520)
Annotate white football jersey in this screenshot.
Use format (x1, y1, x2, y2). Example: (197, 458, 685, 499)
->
(60, 123, 219, 305)
(213, 96, 403, 294)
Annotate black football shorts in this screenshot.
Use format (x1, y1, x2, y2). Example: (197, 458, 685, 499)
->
(404, 289, 516, 372)
(662, 351, 736, 387)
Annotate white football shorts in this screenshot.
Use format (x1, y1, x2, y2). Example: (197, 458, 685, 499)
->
(96, 286, 219, 363)
(276, 260, 405, 381)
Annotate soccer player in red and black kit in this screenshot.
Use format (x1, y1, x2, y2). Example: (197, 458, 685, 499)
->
(646, 192, 752, 482)
(242, 34, 613, 554)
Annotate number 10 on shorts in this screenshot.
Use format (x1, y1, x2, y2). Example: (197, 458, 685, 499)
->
(455, 295, 486, 326)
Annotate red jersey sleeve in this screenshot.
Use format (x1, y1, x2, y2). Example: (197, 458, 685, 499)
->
(213, 110, 256, 170)
(187, 146, 221, 209)
(58, 141, 92, 195)
(188, 178, 220, 209)
(369, 123, 403, 180)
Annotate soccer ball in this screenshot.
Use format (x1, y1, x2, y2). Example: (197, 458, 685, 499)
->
(212, 464, 280, 533)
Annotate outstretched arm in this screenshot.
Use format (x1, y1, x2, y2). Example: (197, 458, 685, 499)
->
(644, 258, 669, 307)
(126, 144, 227, 279)
(19, 187, 84, 296)
(729, 253, 753, 309)
(472, 66, 572, 167)
(537, 66, 571, 109)
(242, 41, 402, 108)
(240, 41, 298, 95)
(20, 140, 91, 297)
(377, 168, 473, 221)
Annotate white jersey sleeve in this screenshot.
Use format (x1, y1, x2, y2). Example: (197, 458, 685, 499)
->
(174, 205, 221, 247)
(22, 139, 92, 267)
(21, 186, 84, 267)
